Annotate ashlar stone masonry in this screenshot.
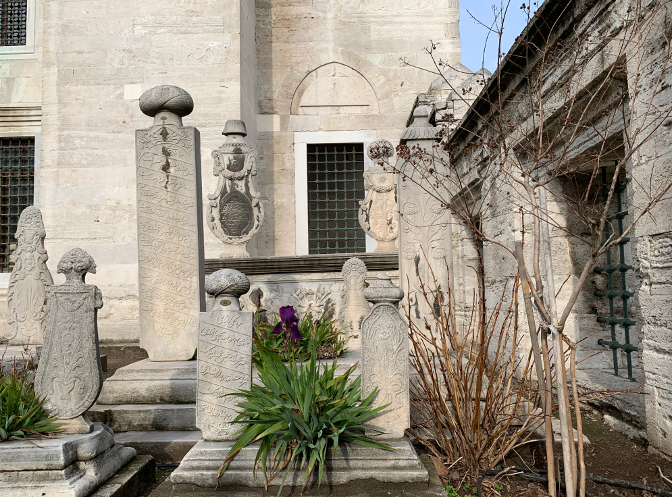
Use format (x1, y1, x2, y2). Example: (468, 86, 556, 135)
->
(197, 269, 253, 441)
(136, 85, 206, 362)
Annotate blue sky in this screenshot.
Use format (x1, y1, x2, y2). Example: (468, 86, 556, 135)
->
(459, 1, 534, 72)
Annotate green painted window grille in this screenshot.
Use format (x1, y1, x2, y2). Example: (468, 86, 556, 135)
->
(594, 165, 637, 380)
(0, 137, 35, 272)
(307, 143, 366, 254)
(0, 0, 27, 46)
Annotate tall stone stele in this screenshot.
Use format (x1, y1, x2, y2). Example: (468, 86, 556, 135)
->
(339, 257, 370, 350)
(361, 273, 409, 439)
(197, 269, 253, 441)
(136, 85, 206, 361)
(6, 206, 54, 345)
(208, 120, 263, 258)
(358, 139, 399, 253)
(34, 248, 104, 434)
(397, 106, 450, 330)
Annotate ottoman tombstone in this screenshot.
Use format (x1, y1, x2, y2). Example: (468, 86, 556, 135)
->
(361, 273, 409, 439)
(6, 206, 53, 345)
(34, 248, 104, 433)
(197, 269, 253, 440)
(207, 120, 263, 258)
(135, 85, 206, 361)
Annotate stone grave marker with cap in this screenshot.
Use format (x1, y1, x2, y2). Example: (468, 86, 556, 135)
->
(135, 85, 205, 362)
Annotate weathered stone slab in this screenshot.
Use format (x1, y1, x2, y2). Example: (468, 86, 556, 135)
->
(136, 85, 205, 362)
(339, 257, 370, 350)
(0, 442, 136, 497)
(361, 274, 409, 440)
(34, 248, 104, 422)
(0, 423, 114, 471)
(197, 269, 252, 440)
(171, 438, 428, 488)
(6, 206, 53, 345)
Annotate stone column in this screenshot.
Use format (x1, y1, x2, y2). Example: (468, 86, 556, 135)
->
(197, 269, 253, 441)
(135, 85, 206, 362)
(34, 248, 104, 434)
(207, 120, 263, 258)
(6, 206, 53, 345)
(358, 139, 398, 253)
(339, 257, 370, 350)
(397, 106, 451, 331)
(361, 273, 408, 439)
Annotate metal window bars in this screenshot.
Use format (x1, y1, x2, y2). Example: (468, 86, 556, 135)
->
(307, 143, 366, 255)
(594, 165, 637, 379)
(0, 0, 27, 46)
(0, 137, 35, 273)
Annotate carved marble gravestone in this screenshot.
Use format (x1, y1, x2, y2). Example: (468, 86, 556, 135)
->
(397, 106, 449, 331)
(197, 269, 253, 440)
(34, 248, 104, 433)
(339, 257, 370, 350)
(136, 85, 206, 361)
(6, 206, 54, 345)
(358, 139, 399, 253)
(208, 120, 263, 258)
(361, 273, 409, 439)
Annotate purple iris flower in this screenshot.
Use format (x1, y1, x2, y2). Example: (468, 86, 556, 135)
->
(272, 305, 303, 352)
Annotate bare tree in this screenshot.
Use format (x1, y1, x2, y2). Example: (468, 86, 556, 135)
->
(392, 1, 672, 495)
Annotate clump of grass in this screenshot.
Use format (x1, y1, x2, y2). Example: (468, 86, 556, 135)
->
(0, 363, 60, 441)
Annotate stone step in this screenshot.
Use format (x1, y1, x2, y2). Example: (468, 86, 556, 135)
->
(89, 404, 197, 432)
(114, 431, 203, 464)
(90, 455, 156, 497)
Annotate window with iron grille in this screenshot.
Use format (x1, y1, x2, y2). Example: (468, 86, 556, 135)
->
(307, 143, 365, 254)
(0, 0, 27, 46)
(0, 137, 35, 272)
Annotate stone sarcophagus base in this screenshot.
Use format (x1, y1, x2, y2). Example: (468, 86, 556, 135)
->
(0, 423, 136, 497)
(171, 437, 428, 488)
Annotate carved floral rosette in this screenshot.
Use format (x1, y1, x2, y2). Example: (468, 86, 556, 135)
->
(6, 206, 54, 344)
(358, 139, 398, 252)
(208, 123, 263, 253)
(34, 248, 103, 419)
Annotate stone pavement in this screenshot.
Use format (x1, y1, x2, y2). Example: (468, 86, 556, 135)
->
(149, 455, 445, 497)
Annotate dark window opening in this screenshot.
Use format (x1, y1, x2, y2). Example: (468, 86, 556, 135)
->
(0, 0, 27, 46)
(0, 137, 35, 272)
(307, 143, 365, 254)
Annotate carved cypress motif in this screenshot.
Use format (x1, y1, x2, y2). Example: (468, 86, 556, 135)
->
(6, 206, 54, 345)
(34, 248, 103, 419)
